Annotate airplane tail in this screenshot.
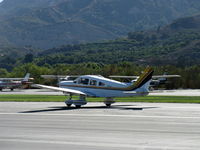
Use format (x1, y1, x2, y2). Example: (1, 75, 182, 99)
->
(125, 67, 154, 92)
(22, 73, 30, 82)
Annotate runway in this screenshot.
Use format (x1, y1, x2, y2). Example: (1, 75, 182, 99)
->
(0, 102, 200, 150)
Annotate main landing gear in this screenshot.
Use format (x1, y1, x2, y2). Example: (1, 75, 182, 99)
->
(64, 95, 115, 108)
(104, 97, 115, 107)
(65, 94, 87, 108)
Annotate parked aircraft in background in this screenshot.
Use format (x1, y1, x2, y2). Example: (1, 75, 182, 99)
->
(0, 73, 33, 91)
(109, 74, 181, 87)
(33, 67, 154, 108)
(41, 75, 79, 82)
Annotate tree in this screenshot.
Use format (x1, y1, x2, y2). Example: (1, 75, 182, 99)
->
(23, 54, 34, 63)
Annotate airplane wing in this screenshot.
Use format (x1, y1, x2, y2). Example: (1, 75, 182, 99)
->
(0, 78, 24, 81)
(41, 75, 80, 79)
(109, 75, 138, 79)
(0, 78, 34, 81)
(109, 75, 180, 79)
(40, 75, 66, 79)
(152, 75, 181, 78)
(32, 84, 87, 96)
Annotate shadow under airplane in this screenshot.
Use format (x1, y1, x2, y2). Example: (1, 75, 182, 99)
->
(19, 104, 158, 113)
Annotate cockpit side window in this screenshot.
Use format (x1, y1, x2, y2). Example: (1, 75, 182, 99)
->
(99, 81, 105, 86)
(78, 78, 89, 85)
(90, 80, 97, 86)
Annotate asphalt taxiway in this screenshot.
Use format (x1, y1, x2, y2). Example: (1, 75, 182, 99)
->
(1, 89, 200, 96)
(0, 102, 200, 150)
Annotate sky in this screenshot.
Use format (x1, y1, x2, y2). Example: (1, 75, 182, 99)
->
(0, 0, 3, 3)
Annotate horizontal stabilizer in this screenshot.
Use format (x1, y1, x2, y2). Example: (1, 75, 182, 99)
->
(123, 91, 137, 94)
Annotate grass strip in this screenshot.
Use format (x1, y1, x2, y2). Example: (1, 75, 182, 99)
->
(0, 95, 200, 103)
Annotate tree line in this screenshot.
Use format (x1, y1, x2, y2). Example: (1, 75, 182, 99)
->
(0, 62, 200, 89)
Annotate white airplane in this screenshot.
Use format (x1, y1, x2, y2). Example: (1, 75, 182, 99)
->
(33, 67, 154, 108)
(0, 73, 33, 91)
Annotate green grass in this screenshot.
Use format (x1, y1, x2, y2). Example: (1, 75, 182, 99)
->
(0, 95, 66, 102)
(0, 95, 200, 103)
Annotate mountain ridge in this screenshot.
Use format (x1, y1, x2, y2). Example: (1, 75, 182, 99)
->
(1, 0, 200, 48)
(36, 14, 200, 66)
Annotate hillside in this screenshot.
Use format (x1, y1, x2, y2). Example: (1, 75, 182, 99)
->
(36, 14, 200, 66)
(1, 0, 200, 48)
(0, 45, 41, 71)
(0, 0, 67, 15)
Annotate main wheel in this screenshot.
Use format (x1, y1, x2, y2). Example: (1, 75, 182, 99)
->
(67, 104, 72, 107)
(106, 104, 111, 107)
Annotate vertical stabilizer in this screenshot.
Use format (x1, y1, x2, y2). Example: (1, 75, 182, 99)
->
(22, 73, 30, 82)
(125, 67, 154, 91)
(133, 67, 154, 89)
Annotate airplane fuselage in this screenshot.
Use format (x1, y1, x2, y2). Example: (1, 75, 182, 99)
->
(59, 75, 149, 97)
(0, 81, 22, 90)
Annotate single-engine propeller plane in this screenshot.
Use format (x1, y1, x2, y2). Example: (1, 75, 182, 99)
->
(33, 67, 154, 108)
(0, 73, 33, 91)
